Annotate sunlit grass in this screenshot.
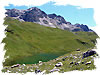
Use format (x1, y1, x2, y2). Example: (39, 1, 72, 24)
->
(2, 17, 98, 66)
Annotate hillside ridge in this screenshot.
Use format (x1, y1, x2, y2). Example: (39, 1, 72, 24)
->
(5, 7, 93, 32)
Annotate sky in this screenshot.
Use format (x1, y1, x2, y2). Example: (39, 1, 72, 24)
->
(5, 2, 96, 27)
(0, 0, 100, 75)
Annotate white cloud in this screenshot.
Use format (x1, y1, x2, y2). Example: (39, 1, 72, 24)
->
(53, 0, 98, 8)
(0, 0, 52, 6)
(0, 0, 100, 75)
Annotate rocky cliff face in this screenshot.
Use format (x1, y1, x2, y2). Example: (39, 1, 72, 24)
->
(5, 7, 93, 32)
(19, 7, 47, 22)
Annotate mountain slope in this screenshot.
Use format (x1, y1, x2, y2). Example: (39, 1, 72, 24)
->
(3, 17, 98, 66)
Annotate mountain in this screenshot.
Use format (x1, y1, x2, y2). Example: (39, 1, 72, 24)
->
(2, 7, 99, 73)
(3, 7, 99, 66)
(5, 7, 93, 32)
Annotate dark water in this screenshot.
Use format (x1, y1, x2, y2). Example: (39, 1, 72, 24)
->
(15, 53, 59, 64)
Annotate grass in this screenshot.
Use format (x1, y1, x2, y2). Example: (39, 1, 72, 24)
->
(2, 17, 98, 66)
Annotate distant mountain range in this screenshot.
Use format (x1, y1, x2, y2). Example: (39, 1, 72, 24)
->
(5, 7, 93, 32)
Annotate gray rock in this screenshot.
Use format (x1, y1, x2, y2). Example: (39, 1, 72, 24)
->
(55, 62, 63, 67)
(62, 56, 68, 61)
(70, 62, 74, 65)
(50, 69, 60, 72)
(76, 48, 80, 51)
(11, 64, 20, 68)
(5, 7, 94, 32)
(83, 50, 96, 58)
(35, 69, 41, 74)
(75, 62, 79, 65)
(85, 61, 91, 65)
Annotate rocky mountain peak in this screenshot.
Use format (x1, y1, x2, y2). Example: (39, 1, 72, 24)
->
(48, 13, 67, 24)
(27, 7, 40, 11)
(5, 7, 93, 32)
(5, 8, 25, 17)
(48, 13, 57, 19)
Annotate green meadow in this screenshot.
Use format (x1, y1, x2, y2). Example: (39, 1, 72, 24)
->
(2, 17, 98, 66)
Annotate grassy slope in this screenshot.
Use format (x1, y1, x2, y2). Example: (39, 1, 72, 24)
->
(2, 17, 98, 66)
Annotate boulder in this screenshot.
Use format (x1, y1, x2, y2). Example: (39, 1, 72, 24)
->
(70, 62, 74, 65)
(55, 62, 63, 67)
(50, 69, 60, 72)
(35, 69, 41, 74)
(11, 64, 20, 68)
(85, 61, 91, 65)
(83, 50, 96, 58)
(75, 62, 79, 65)
(62, 58, 65, 61)
(62, 56, 68, 61)
(76, 48, 80, 51)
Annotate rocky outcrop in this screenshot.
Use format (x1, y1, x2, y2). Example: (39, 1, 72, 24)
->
(48, 14, 67, 24)
(82, 50, 96, 58)
(6, 9, 25, 17)
(19, 7, 47, 22)
(35, 69, 41, 74)
(55, 62, 63, 67)
(5, 7, 93, 32)
(74, 23, 93, 32)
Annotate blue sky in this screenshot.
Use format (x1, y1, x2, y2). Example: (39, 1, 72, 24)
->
(5, 2, 96, 27)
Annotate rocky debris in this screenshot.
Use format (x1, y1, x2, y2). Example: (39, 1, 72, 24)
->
(22, 64, 26, 66)
(55, 62, 63, 67)
(39, 61, 43, 66)
(75, 62, 79, 65)
(73, 56, 77, 59)
(30, 69, 34, 71)
(39, 61, 42, 63)
(50, 68, 60, 73)
(87, 66, 90, 68)
(11, 64, 20, 68)
(55, 58, 59, 61)
(7, 70, 11, 73)
(83, 50, 96, 58)
(79, 56, 82, 59)
(70, 62, 74, 65)
(3, 67, 8, 69)
(62, 58, 65, 61)
(74, 23, 93, 32)
(85, 63, 91, 65)
(85, 61, 91, 65)
(35, 69, 41, 74)
(76, 48, 80, 51)
(2, 49, 96, 73)
(80, 68, 84, 71)
(78, 61, 81, 64)
(62, 56, 68, 61)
